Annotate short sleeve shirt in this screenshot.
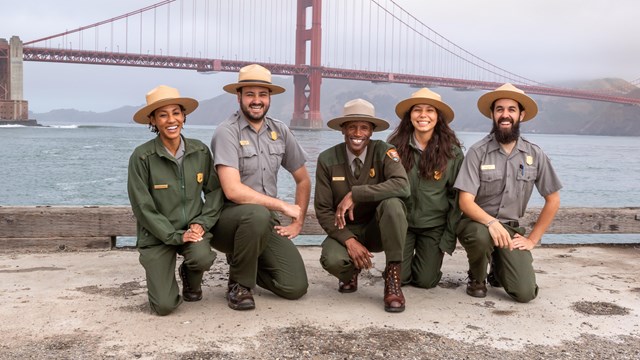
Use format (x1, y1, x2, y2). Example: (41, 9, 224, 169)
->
(454, 134, 562, 221)
(211, 111, 307, 197)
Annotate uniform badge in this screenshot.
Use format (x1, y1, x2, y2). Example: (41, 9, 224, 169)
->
(526, 155, 533, 165)
(369, 168, 375, 178)
(271, 131, 278, 141)
(239, 140, 249, 146)
(197, 173, 204, 184)
(434, 170, 442, 180)
(386, 149, 400, 162)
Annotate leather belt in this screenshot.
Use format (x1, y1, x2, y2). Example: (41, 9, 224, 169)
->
(503, 220, 520, 227)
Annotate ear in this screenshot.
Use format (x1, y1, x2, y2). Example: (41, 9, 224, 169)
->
(236, 92, 242, 104)
(519, 111, 526, 121)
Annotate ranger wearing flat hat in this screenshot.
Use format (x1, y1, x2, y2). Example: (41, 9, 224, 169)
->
(128, 85, 223, 315)
(210, 64, 310, 311)
(454, 83, 562, 302)
(315, 98, 410, 313)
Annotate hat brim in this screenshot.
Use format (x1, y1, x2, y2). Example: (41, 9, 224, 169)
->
(326, 115, 390, 132)
(133, 98, 199, 124)
(395, 98, 455, 123)
(477, 90, 538, 122)
(223, 81, 285, 95)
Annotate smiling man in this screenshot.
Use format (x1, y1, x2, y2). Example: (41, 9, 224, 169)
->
(454, 83, 562, 302)
(210, 64, 310, 310)
(314, 98, 410, 313)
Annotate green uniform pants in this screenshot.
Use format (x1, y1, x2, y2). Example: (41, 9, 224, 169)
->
(320, 198, 407, 282)
(138, 234, 216, 316)
(402, 225, 445, 288)
(456, 217, 538, 303)
(210, 203, 308, 300)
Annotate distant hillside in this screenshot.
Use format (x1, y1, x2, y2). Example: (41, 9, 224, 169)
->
(31, 78, 640, 136)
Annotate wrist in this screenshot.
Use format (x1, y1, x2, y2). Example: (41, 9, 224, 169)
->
(485, 218, 499, 227)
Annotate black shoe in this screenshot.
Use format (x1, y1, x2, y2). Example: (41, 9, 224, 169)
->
(488, 255, 502, 288)
(227, 281, 255, 311)
(179, 262, 202, 302)
(466, 271, 487, 298)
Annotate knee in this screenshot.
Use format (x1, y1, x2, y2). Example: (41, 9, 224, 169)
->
(243, 205, 272, 227)
(378, 198, 406, 216)
(411, 273, 441, 289)
(187, 251, 216, 272)
(150, 299, 178, 316)
(320, 253, 347, 275)
(506, 284, 538, 303)
(280, 280, 308, 300)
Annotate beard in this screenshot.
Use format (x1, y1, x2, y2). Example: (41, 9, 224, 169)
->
(491, 117, 520, 144)
(240, 102, 270, 122)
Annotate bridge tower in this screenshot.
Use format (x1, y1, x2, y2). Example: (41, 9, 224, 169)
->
(290, 0, 323, 129)
(0, 36, 30, 123)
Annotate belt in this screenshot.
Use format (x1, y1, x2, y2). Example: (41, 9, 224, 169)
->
(502, 220, 520, 227)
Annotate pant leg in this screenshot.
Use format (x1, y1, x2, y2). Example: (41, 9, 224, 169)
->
(410, 226, 445, 289)
(138, 244, 181, 316)
(320, 236, 356, 283)
(372, 197, 407, 263)
(494, 225, 538, 303)
(456, 217, 494, 281)
(255, 215, 308, 300)
(178, 233, 217, 290)
(401, 229, 417, 285)
(210, 203, 271, 288)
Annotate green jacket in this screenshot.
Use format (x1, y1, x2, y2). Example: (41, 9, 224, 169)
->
(314, 140, 410, 244)
(405, 143, 464, 254)
(127, 136, 223, 247)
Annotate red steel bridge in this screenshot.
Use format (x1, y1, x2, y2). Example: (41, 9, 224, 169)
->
(3, 0, 640, 127)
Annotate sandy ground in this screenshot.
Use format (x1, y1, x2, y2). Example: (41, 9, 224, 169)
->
(1, 245, 639, 359)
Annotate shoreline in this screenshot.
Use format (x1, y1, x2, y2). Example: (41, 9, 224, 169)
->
(1, 245, 639, 359)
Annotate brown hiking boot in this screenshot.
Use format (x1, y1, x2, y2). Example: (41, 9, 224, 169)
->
(338, 269, 360, 293)
(227, 281, 255, 311)
(466, 270, 487, 298)
(178, 262, 202, 302)
(383, 262, 405, 313)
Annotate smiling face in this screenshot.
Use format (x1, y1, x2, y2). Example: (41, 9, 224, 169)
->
(491, 98, 524, 144)
(410, 104, 438, 136)
(341, 120, 374, 156)
(149, 104, 184, 144)
(238, 86, 271, 124)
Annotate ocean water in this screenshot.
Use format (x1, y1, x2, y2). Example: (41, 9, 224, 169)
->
(1, 124, 639, 245)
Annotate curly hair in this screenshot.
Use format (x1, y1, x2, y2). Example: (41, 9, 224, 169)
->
(388, 106, 460, 179)
(147, 105, 187, 134)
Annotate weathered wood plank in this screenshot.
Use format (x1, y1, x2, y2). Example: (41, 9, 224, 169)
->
(0, 236, 112, 251)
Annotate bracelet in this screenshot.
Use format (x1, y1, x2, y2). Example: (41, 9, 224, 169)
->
(485, 219, 499, 227)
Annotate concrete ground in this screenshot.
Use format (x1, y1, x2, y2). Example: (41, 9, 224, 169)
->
(0, 245, 639, 359)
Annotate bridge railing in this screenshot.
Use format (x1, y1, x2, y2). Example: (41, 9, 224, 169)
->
(1, 206, 638, 251)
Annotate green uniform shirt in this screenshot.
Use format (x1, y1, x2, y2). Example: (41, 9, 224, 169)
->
(454, 134, 562, 221)
(314, 140, 410, 244)
(127, 136, 223, 247)
(405, 142, 464, 254)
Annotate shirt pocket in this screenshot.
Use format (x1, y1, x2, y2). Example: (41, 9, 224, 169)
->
(267, 142, 285, 170)
(239, 145, 259, 175)
(516, 166, 536, 195)
(478, 169, 503, 198)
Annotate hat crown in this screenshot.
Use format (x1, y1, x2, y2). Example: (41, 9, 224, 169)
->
(411, 88, 443, 102)
(342, 98, 376, 118)
(145, 85, 182, 106)
(494, 83, 525, 95)
(237, 64, 273, 84)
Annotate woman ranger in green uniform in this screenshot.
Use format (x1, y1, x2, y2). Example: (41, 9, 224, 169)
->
(388, 88, 464, 289)
(128, 85, 223, 315)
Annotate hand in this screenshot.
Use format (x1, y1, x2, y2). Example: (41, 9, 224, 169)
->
(487, 221, 513, 250)
(281, 202, 302, 220)
(275, 221, 302, 240)
(334, 192, 355, 230)
(189, 223, 205, 237)
(345, 238, 374, 270)
(182, 226, 204, 243)
(511, 233, 536, 250)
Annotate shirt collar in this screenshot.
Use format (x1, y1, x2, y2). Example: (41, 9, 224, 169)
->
(345, 145, 368, 164)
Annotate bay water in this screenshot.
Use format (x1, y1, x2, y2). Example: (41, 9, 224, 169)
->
(1, 124, 639, 245)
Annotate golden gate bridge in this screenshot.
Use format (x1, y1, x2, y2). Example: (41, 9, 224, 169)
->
(2, 0, 639, 127)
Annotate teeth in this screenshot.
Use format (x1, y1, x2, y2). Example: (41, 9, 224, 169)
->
(167, 126, 178, 130)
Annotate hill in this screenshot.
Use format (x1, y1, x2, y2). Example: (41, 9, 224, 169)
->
(31, 78, 640, 136)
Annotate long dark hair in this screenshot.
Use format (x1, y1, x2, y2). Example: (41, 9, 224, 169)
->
(388, 106, 461, 179)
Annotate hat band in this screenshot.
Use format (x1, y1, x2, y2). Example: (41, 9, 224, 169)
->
(345, 113, 374, 118)
(238, 79, 273, 85)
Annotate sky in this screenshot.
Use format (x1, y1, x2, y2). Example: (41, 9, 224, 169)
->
(3, 0, 639, 113)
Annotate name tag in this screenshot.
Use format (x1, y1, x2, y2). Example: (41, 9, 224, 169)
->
(481, 164, 496, 170)
(332, 177, 345, 181)
(239, 140, 249, 146)
(154, 184, 169, 189)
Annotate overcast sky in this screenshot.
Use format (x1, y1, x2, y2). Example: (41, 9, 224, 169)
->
(4, 0, 639, 113)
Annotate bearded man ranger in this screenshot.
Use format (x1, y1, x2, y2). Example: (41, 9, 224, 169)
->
(454, 83, 562, 302)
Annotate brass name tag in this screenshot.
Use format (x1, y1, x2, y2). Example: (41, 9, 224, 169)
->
(332, 177, 345, 181)
(481, 164, 495, 170)
(154, 184, 169, 189)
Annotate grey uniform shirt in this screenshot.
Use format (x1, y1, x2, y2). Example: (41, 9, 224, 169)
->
(211, 111, 307, 198)
(454, 134, 562, 221)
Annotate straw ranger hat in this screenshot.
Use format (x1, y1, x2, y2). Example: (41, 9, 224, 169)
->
(223, 64, 285, 95)
(326, 98, 390, 132)
(395, 87, 455, 123)
(133, 85, 198, 124)
(477, 83, 538, 122)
